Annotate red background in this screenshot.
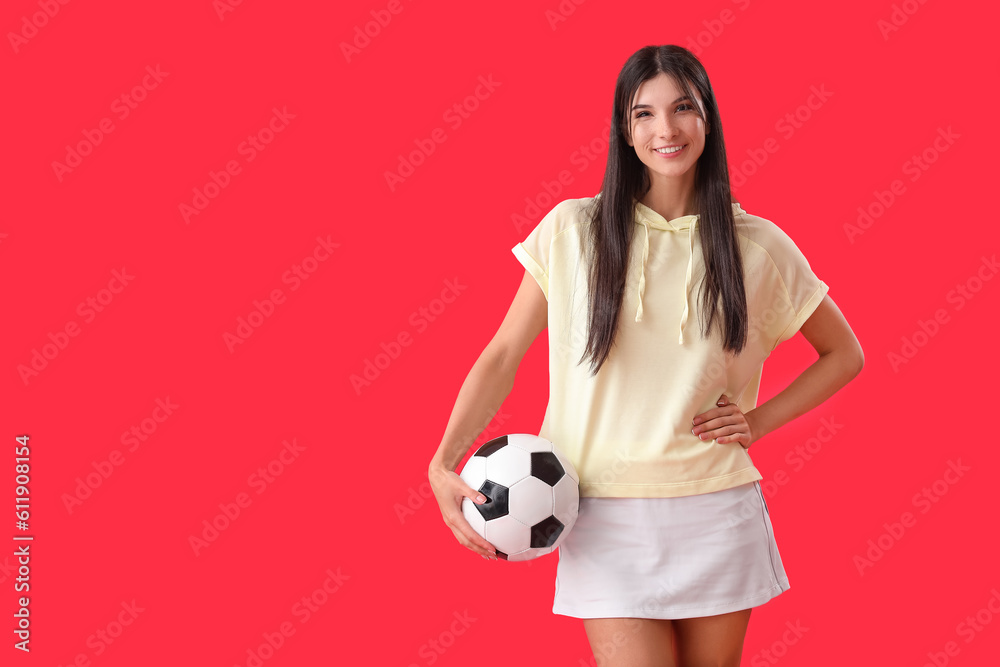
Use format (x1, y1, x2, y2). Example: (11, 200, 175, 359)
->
(3, 0, 998, 665)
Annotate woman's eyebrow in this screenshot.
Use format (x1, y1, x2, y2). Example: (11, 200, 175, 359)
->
(631, 96, 693, 111)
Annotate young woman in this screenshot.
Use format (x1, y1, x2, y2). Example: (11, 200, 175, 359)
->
(428, 44, 863, 667)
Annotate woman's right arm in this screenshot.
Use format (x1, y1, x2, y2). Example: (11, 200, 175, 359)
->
(427, 270, 548, 559)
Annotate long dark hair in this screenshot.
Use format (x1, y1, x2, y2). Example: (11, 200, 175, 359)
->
(579, 44, 748, 376)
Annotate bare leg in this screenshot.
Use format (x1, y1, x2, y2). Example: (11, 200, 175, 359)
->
(672, 608, 752, 667)
(582, 617, 677, 667)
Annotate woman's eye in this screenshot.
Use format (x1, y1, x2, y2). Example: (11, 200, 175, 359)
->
(636, 105, 692, 118)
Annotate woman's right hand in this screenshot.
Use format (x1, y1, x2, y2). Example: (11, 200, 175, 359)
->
(428, 465, 499, 561)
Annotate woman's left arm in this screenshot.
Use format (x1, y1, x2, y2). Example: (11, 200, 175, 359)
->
(692, 295, 864, 448)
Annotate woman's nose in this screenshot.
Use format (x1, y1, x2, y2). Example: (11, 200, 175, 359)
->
(657, 116, 677, 138)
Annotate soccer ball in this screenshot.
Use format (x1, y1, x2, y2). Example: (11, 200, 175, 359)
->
(459, 434, 580, 561)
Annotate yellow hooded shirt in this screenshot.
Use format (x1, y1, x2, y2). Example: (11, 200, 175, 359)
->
(511, 195, 829, 498)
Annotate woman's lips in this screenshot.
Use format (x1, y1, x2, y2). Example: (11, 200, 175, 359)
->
(653, 144, 686, 158)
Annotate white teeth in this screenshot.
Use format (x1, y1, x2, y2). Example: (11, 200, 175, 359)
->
(655, 146, 683, 154)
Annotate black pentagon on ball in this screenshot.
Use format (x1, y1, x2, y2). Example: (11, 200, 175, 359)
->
(495, 550, 509, 561)
(530, 451, 565, 486)
(530, 516, 565, 548)
(473, 480, 508, 521)
(473, 435, 509, 458)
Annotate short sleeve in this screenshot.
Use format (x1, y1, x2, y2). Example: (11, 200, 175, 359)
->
(511, 200, 567, 300)
(763, 225, 830, 351)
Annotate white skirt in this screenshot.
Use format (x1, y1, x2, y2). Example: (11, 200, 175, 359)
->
(552, 480, 790, 619)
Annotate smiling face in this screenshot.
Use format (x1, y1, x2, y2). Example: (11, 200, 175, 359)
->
(623, 72, 710, 188)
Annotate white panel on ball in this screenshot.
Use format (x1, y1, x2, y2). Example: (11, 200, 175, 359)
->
(552, 474, 580, 527)
(508, 433, 552, 453)
(509, 476, 555, 527)
(485, 445, 531, 487)
(460, 455, 487, 490)
(461, 497, 487, 537)
(485, 515, 531, 555)
(550, 445, 580, 485)
(506, 546, 549, 562)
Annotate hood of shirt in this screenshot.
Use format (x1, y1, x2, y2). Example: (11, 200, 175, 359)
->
(632, 199, 747, 345)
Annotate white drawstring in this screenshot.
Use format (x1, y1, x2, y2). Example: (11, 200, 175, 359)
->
(633, 214, 699, 346)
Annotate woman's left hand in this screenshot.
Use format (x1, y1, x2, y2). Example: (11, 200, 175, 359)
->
(691, 394, 756, 450)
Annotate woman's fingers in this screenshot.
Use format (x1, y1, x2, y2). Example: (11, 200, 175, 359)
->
(693, 411, 744, 436)
(459, 487, 499, 559)
(709, 424, 750, 444)
(446, 495, 498, 560)
(693, 393, 730, 427)
(692, 402, 754, 447)
(430, 468, 499, 560)
(451, 513, 498, 559)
